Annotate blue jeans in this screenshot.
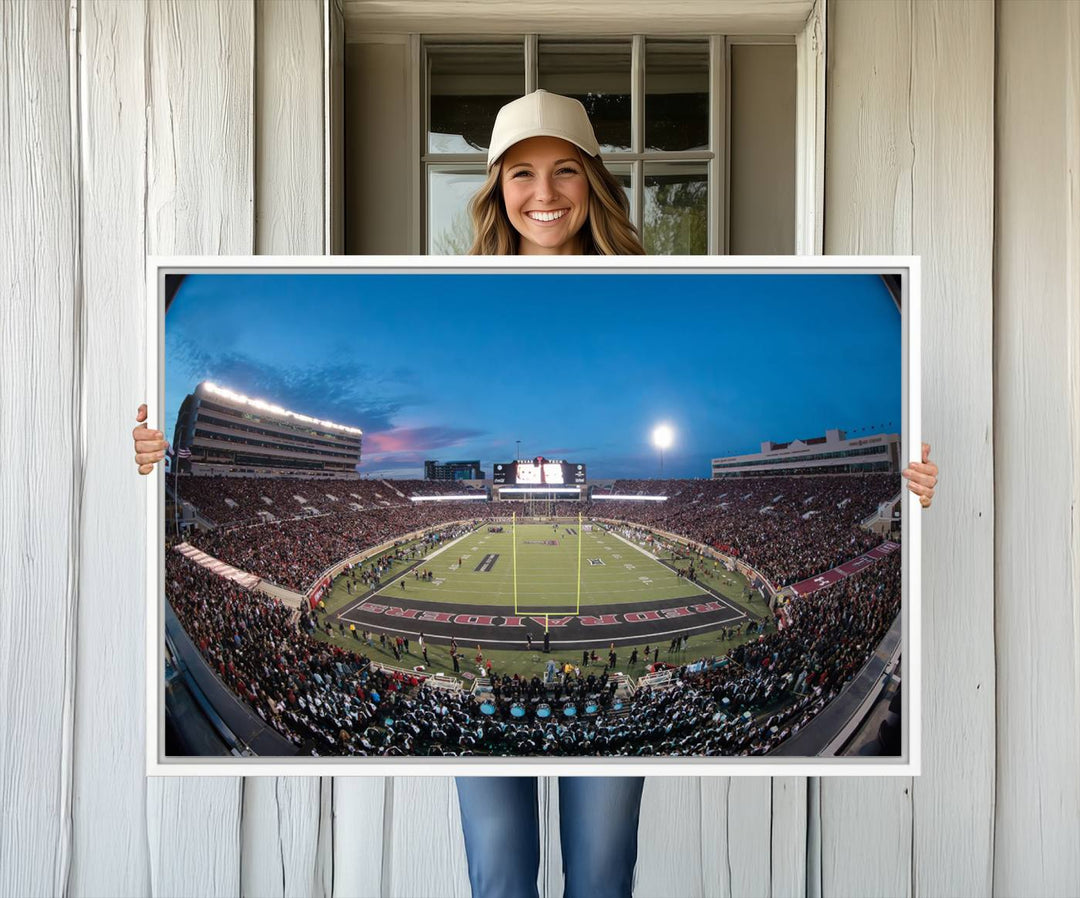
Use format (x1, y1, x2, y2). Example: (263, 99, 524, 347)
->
(455, 776, 645, 898)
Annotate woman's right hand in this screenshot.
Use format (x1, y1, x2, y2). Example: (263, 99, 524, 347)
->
(133, 403, 168, 474)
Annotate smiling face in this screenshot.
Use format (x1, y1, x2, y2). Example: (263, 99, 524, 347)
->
(499, 136, 591, 255)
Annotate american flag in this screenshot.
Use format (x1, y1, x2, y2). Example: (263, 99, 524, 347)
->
(177, 448, 192, 458)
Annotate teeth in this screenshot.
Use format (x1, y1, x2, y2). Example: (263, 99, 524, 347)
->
(527, 210, 567, 222)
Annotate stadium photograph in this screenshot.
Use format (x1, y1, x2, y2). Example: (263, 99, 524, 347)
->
(157, 266, 909, 765)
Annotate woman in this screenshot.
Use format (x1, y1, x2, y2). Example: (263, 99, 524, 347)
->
(466, 90, 643, 257)
(132, 90, 939, 898)
(451, 91, 647, 898)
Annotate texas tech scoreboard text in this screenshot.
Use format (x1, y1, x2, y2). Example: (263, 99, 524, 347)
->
(493, 458, 586, 485)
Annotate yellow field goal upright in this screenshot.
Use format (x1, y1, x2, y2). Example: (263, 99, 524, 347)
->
(512, 511, 584, 625)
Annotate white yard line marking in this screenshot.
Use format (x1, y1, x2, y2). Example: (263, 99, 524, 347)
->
(606, 528, 668, 562)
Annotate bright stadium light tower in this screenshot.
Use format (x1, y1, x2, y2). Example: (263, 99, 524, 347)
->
(652, 424, 674, 478)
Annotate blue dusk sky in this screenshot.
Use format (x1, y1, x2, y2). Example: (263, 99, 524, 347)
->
(164, 272, 901, 479)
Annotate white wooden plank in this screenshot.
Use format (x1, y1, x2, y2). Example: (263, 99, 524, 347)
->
(255, 0, 324, 255)
(0, 2, 78, 896)
(332, 778, 386, 897)
(145, 0, 255, 257)
(727, 779, 773, 897)
(383, 777, 470, 898)
(821, 779, 911, 898)
(700, 779, 730, 898)
(147, 779, 243, 898)
(70, 1, 153, 895)
(632, 778, 704, 898)
(241, 778, 326, 898)
(820, 3, 914, 894)
(824, 0, 912, 255)
(771, 777, 808, 898)
(994, 2, 1080, 894)
(243, 3, 326, 895)
(145, 2, 254, 895)
(824, 2, 998, 896)
(907, 3, 995, 896)
(696, 779, 775, 898)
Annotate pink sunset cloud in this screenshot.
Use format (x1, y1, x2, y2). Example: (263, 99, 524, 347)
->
(364, 425, 485, 454)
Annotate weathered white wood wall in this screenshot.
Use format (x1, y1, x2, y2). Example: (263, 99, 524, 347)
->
(1, 1, 1077, 896)
(994, 1, 1080, 894)
(823, 2, 997, 897)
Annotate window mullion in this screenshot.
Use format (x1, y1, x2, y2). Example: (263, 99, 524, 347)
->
(525, 34, 537, 93)
(631, 34, 645, 234)
(417, 37, 428, 254)
(709, 35, 726, 256)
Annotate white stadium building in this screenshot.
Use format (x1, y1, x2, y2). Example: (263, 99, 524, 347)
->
(171, 382, 362, 479)
(711, 428, 899, 479)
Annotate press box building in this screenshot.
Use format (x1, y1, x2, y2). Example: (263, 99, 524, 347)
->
(711, 428, 899, 479)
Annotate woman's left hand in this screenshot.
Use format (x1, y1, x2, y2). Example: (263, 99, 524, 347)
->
(902, 442, 938, 509)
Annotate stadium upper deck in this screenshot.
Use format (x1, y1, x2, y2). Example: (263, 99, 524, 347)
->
(172, 382, 362, 478)
(711, 429, 899, 478)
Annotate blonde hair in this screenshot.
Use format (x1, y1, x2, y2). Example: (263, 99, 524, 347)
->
(468, 151, 645, 256)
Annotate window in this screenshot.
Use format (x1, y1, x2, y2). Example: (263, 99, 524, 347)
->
(421, 35, 795, 256)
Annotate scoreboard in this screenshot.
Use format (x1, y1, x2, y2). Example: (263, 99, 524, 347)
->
(493, 457, 586, 485)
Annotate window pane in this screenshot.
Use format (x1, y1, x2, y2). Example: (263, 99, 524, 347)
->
(538, 40, 631, 153)
(428, 44, 524, 154)
(604, 162, 634, 220)
(643, 163, 707, 255)
(428, 167, 487, 254)
(645, 40, 709, 152)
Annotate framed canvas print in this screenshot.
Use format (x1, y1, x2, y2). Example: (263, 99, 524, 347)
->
(146, 256, 920, 776)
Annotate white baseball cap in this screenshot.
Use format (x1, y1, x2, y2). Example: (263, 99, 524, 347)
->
(486, 90, 601, 169)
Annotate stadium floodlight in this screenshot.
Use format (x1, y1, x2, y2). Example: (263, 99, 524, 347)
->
(652, 424, 674, 449)
(408, 494, 488, 502)
(200, 381, 363, 435)
(652, 424, 674, 477)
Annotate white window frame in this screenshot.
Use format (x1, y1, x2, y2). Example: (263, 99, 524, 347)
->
(388, 1, 825, 255)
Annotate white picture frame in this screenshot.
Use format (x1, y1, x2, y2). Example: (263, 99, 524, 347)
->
(146, 254, 920, 777)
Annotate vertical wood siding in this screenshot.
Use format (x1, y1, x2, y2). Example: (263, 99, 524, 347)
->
(994, 2, 1080, 894)
(824, 2, 996, 897)
(333, 778, 388, 896)
(244, 3, 328, 897)
(0, 2, 78, 896)
(823, 7, 916, 890)
(71, 1, 152, 895)
(907, 3, 996, 895)
(1, 2, 1077, 897)
(144, 1, 253, 895)
(382, 777, 470, 897)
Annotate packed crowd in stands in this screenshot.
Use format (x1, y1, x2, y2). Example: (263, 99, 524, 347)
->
(186, 504, 489, 591)
(172, 475, 477, 527)
(590, 474, 899, 587)
(167, 533, 900, 756)
(178, 473, 899, 593)
(167, 552, 410, 753)
(166, 470, 903, 755)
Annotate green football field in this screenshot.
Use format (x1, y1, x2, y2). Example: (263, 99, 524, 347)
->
(370, 522, 715, 611)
